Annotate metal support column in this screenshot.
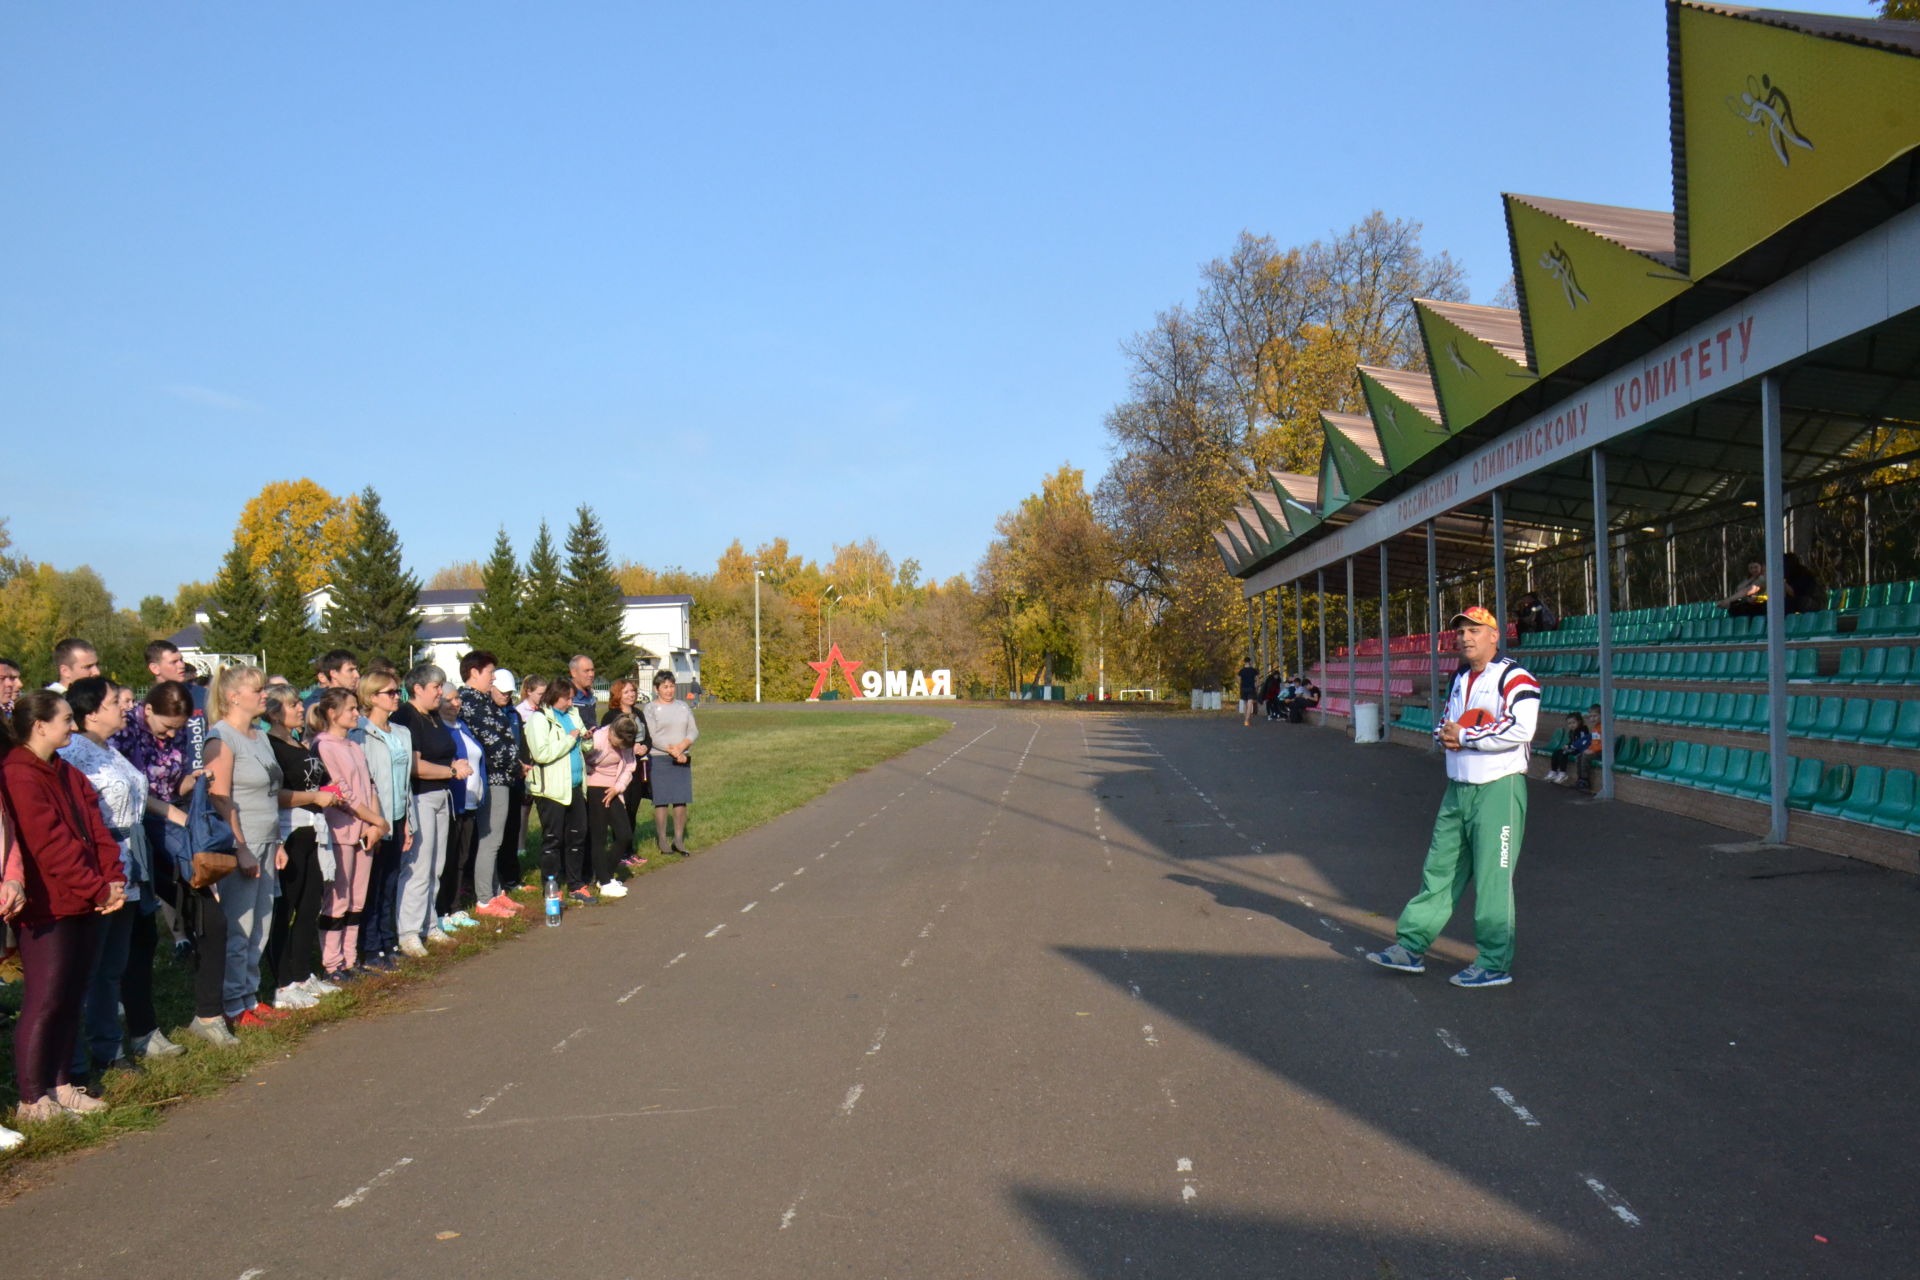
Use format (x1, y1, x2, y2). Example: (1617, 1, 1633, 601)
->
(1294, 585, 1305, 677)
(1492, 487, 1508, 659)
(1379, 543, 1392, 734)
(1264, 591, 1274, 673)
(1345, 557, 1357, 740)
(1592, 450, 1616, 800)
(1316, 569, 1327, 693)
(1762, 374, 1790, 843)
(1427, 520, 1441, 753)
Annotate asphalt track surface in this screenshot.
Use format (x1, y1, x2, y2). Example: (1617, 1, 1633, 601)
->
(6, 706, 1917, 1278)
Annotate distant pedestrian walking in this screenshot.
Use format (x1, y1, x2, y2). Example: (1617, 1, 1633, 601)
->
(1366, 607, 1539, 988)
(1237, 659, 1259, 726)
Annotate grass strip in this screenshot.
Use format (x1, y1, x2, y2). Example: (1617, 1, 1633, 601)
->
(0, 708, 947, 1185)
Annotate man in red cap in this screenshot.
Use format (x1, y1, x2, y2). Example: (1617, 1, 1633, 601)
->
(1366, 605, 1539, 988)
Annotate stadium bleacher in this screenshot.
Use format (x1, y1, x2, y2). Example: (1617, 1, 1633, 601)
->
(1303, 579, 1920, 849)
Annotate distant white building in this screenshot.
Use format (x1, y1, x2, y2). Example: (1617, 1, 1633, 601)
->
(169, 586, 699, 686)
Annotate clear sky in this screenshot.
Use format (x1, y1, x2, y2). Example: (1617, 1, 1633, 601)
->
(1, 0, 1880, 605)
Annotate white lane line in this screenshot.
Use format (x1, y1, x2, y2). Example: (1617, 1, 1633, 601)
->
(1182, 1184, 1197, 1202)
(1128, 982, 1142, 999)
(1317, 916, 1345, 934)
(866, 1027, 886, 1055)
(839, 1083, 865, 1116)
(666, 951, 688, 967)
(1581, 1175, 1644, 1227)
(1435, 1028, 1469, 1057)
(1141, 1025, 1160, 1047)
(740, 901, 759, 913)
(918, 922, 933, 938)
(900, 949, 917, 968)
(237, 1270, 267, 1280)
(770, 881, 786, 892)
(1176, 1157, 1193, 1172)
(464, 1081, 517, 1118)
(616, 983, 646, 1005)
(815, 852, 827, 860)
(780, 1192, 805, 1229)
(792, 866, 806, 876)
(705, 924, 726, 938)
(552, 1027, 589, 1054)
(1490, 1086, 1541, 1127)
(333, 1156, 414, 1209)
(1177, 1158, 1197, 1202)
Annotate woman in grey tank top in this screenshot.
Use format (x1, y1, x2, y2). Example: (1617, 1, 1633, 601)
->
(204, 666, 288, 1027)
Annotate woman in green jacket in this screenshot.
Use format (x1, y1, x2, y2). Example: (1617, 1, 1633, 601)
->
(524, 675, 592, 905)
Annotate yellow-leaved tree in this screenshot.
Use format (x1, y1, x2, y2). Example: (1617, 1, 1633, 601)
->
(234, 480, 357, 592)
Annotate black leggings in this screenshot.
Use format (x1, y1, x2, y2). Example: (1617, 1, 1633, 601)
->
(438, 810, 477, 915)
(122, 909, 160, 1038)
(189, 886, 229, 1019)
(536, 794, 588, 890)
(585, 786, 634, 885)
(266, 828, 323, 989)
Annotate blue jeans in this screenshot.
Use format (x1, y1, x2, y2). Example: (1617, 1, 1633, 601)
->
(70, 906, 133, 1076)
(360, 819, 407, 958)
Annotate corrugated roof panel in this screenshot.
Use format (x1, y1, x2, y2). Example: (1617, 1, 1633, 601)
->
(1507, 195, 1680, 267)
(1421, 301, 1531, 365)
(1356, 366, 1442, 424)
(1690, 3, 1920, 56)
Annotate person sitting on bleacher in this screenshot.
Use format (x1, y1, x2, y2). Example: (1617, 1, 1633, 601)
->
(1513, 592, 1558, 634)
(1546, 712, 1590, 785)
(1782, 553, 1822, 615)
(1724, 560, 1767, 617)
(1578, 701, 1604, 790)
(1283, 677, 1319, 724)
(1259, 669, 1283, 722)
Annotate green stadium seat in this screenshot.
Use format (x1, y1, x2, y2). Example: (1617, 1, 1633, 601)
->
(1700, 745, 1730, 790)
(1867, 584, 1893, 608)
(1835, 697, 1873, 742)
(1891, 701, 1920, 750)
(1786, 757, 1824, 810)
(1812, 697, 1845, 738)
(1811, 763, 1855, 817)
(1788, 695, 1817, 734)
(1674, 691, 1701, 725)
(1732, 751, 1771, 799)
(1837, 767, 1886, 826)
(1672, 743, 1710, 786)
(1788, 648, 1818, 680)
(1712, 692, 1738, 728)
(1860, 647, 1889, 682)
(1883, 647, 1913, 685)
(1613, 737, 1641, 772)
(1731, 693, 1759, 730)
(1833, 647, 1864, 682)
(1860, 699, 1899, 746)
(1787, 610, 1840, 638)
(1872, 769, 1917, 832)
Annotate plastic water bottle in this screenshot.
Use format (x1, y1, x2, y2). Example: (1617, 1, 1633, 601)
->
(544, 876, 563, 927)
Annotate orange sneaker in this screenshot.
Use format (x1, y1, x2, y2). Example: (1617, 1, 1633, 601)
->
(250, 1002, 289, 1022)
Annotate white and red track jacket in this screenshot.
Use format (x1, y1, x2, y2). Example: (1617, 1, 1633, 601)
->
(1431, 656, 1540, 784)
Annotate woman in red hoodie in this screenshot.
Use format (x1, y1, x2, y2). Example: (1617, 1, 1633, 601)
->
(1, 690, 126, 1124)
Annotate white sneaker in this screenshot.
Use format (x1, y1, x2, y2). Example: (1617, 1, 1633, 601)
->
(188, 1015, 239, 1047)
(273, 984, 318, 1011)
(131, 1028, 186, 1060)
(0, 1122, 23, 1150)
(427, 924, 458, 944)
(597, 880, 628, 898)
(398, 935, 430, 958)
(301, 975, 341, 997)
(446, 911, 479, 929)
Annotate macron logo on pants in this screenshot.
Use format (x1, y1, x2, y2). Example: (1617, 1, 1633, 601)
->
(1500, 825, 1511, 869)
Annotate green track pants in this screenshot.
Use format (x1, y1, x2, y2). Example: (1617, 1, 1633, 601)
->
(1394, 772, 1527, 973)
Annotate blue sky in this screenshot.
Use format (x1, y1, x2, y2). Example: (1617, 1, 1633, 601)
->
(2, 0, 1879, 605)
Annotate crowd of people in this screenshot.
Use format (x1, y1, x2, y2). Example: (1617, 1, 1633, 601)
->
(0, 637, 699, 1147)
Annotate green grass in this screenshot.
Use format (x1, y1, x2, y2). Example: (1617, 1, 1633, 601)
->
(0, 707, 947, 1185)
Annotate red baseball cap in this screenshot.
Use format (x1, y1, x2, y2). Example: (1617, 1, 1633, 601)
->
(1449, 605, 1499, 630)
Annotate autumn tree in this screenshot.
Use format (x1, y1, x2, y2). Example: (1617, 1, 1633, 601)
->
(322, 487, 420, 667)
(0, 560, 149, 686)
(427, 561, 485, 590)
(234, 479, 356, 592)
(203, 541, 266, 659)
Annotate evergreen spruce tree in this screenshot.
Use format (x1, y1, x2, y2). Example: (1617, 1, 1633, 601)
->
(203, 540, 266, 659)
(260, 547, 320, 680)
(322, 487, 422, 669)
(465, 525, 526, 671)
(518, 520, 571, 678)
(562, 504, 635, 675)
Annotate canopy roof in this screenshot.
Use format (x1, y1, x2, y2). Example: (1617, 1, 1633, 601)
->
(1221, 1, 1920, 596)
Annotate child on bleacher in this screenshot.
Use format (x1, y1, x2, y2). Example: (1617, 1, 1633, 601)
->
(1579, 702, 1605, 790)
(1546, 712, 1590, 784)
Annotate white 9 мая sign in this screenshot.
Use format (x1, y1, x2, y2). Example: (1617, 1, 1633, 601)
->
(859, 669, 954, 699)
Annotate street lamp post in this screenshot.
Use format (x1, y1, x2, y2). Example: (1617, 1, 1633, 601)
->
(754, 569, 764, 703)
(881, 630, 889, 688)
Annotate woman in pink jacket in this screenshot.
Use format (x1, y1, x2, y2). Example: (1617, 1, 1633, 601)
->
(308, 689, 388, 979)
(582, 714, 639, 900)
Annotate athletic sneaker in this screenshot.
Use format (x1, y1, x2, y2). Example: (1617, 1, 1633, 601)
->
(273, 984, 318, 1011)
(131, 1028, 186, 1060)
(597, 879, 628, 898)
(475, 896, 517, 919)
(0, 1121, 25, 1150)
(13, 1097, 64, 1126)
(444, 912, 480, 929)
(567, 888, 596, 907)
(188, 1015, 239, 1047)
(620, 855, 649, 869)
(398, 935, 429, 959)
(53, 1083, 107, 1114)
(1364, 943, 1426, 974)
(1450, 965, 1513, 988)
(430, 921, 460, 942)
(485, 892, 524, 915)
(302, 975, 342, 997)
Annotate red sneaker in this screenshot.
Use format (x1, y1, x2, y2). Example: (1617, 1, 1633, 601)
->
(251, 1002, 289, 1022)
(230, 1009, 274, 1031)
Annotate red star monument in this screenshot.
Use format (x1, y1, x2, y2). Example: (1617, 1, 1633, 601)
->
(806, 644, 864, 700)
